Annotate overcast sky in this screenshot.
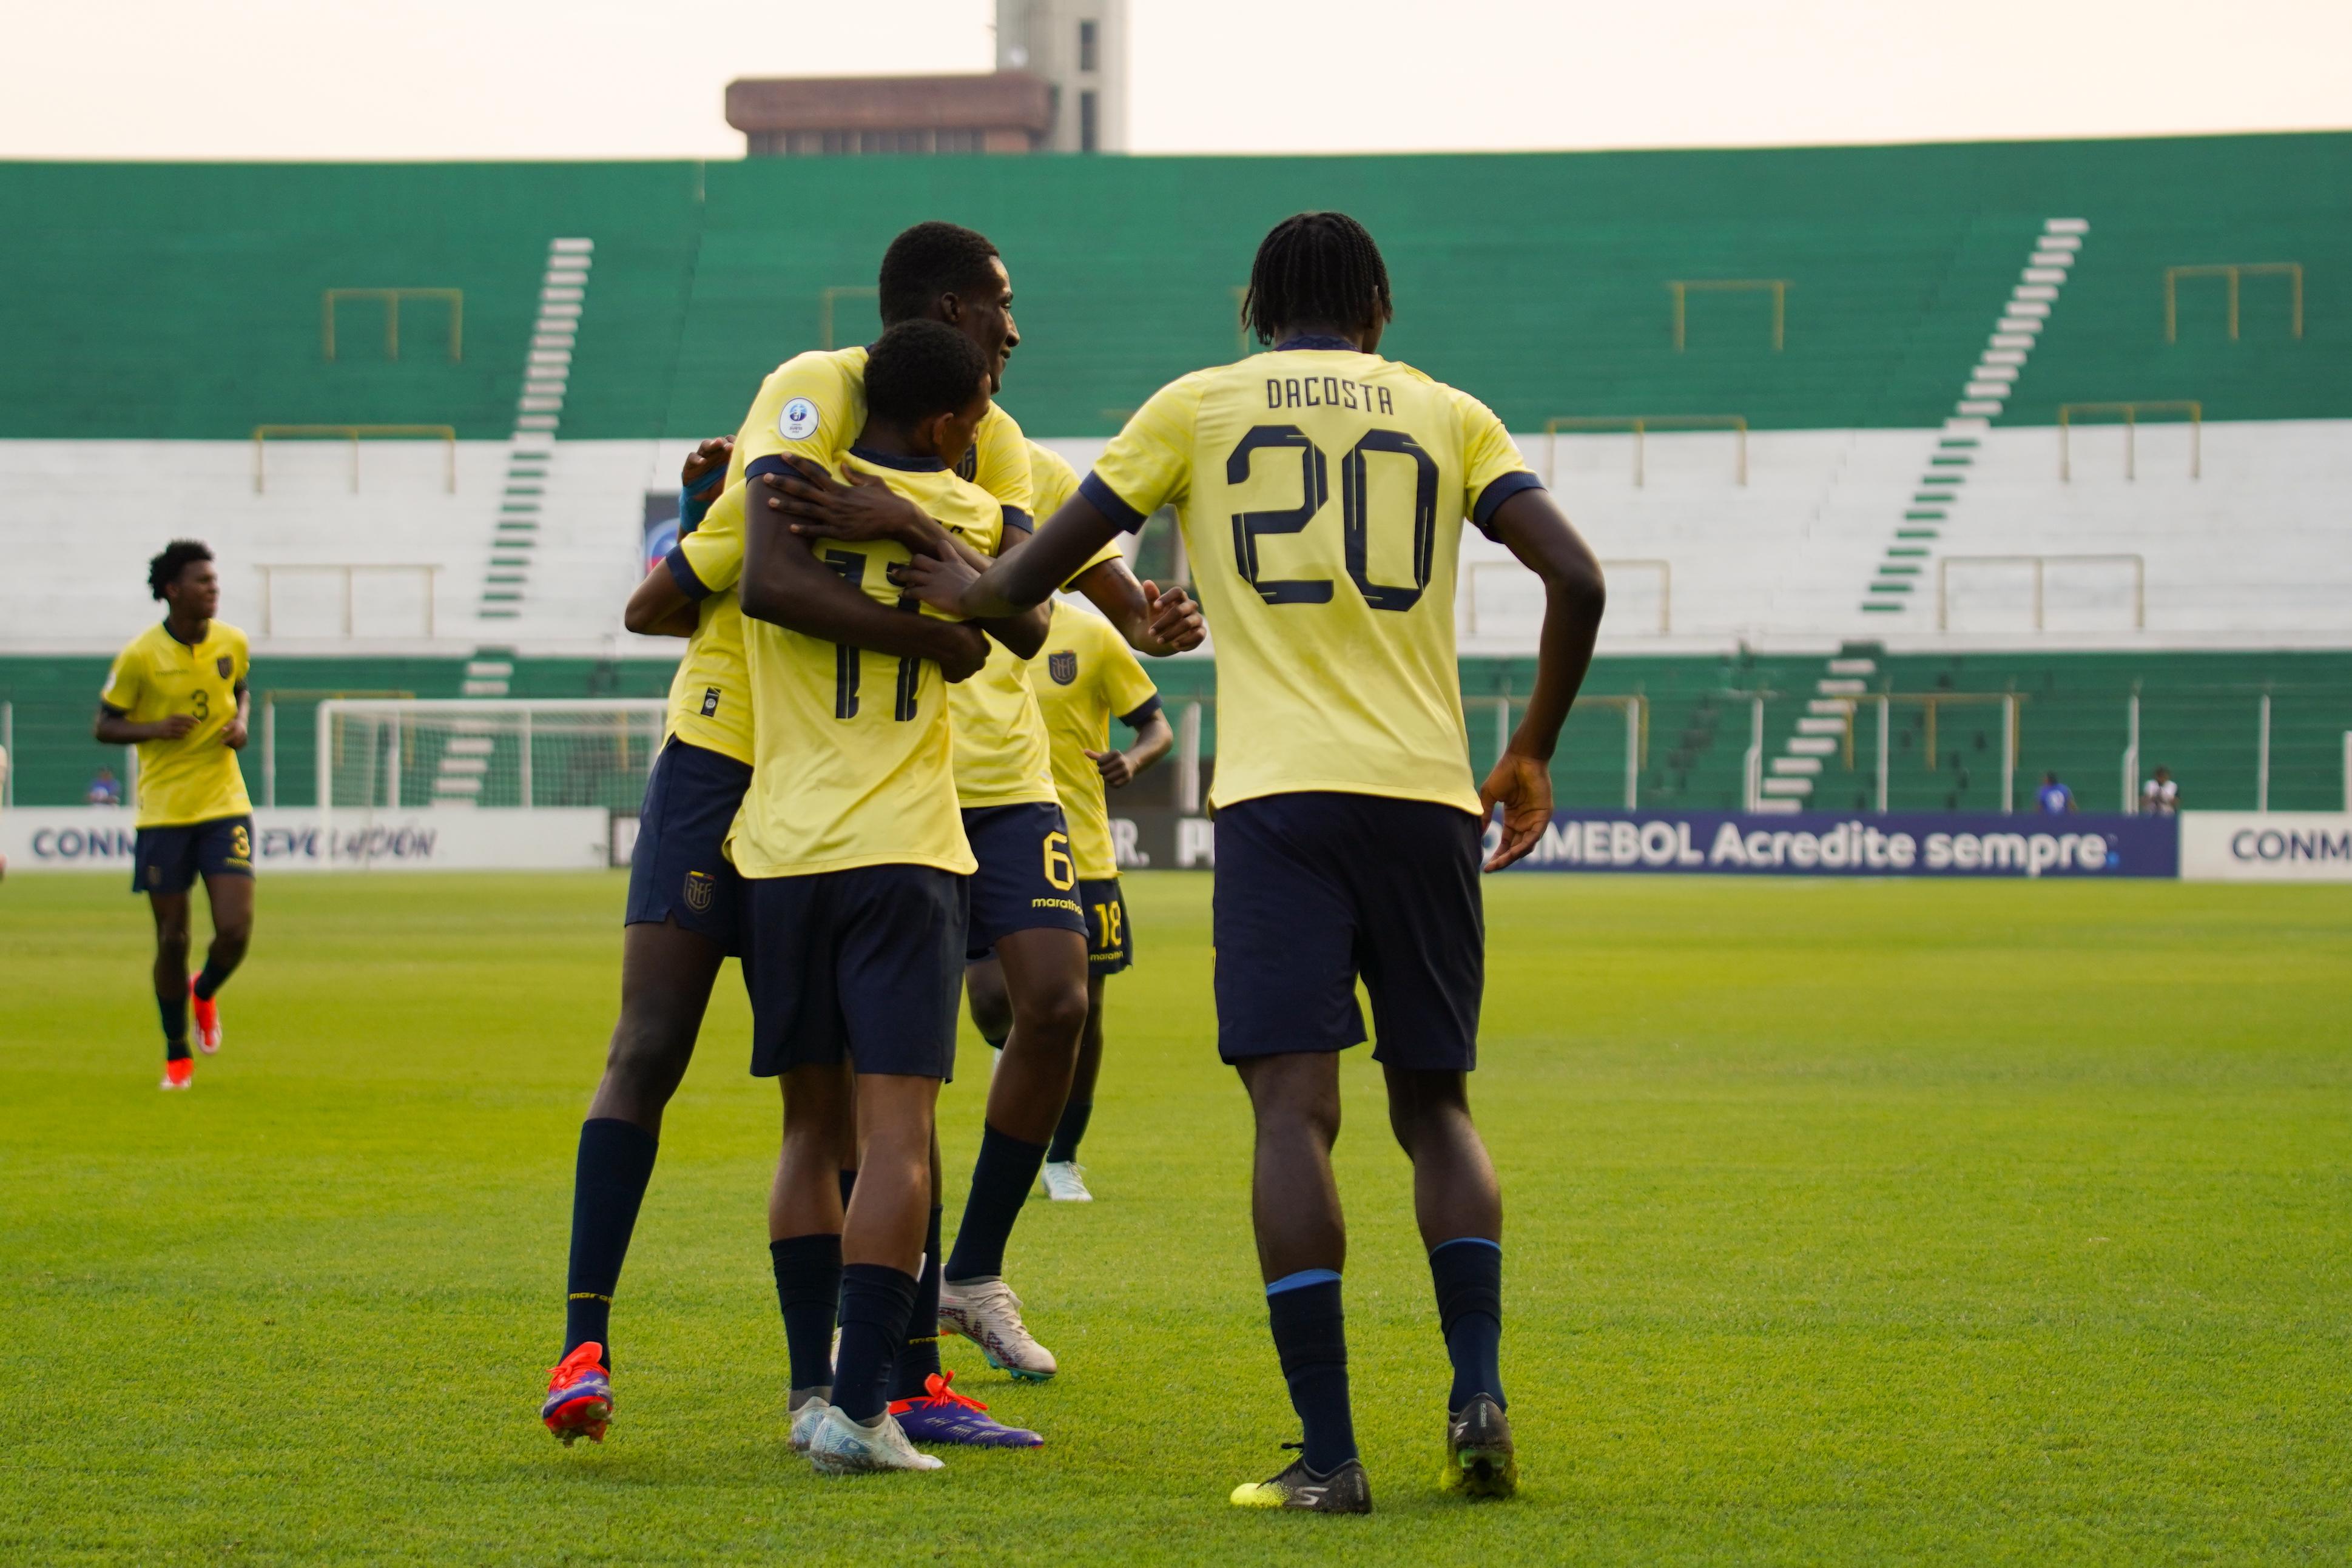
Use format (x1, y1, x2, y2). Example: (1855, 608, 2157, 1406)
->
(3, 0, 2344, 160)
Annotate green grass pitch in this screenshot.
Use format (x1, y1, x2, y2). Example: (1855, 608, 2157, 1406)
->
(4, 869, 2349, 1564)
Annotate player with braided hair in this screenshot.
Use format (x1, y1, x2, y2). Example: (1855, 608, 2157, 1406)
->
(898, 209, 1608, 1513)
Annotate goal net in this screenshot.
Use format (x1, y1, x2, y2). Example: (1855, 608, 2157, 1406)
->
(314, 698, 669, 816)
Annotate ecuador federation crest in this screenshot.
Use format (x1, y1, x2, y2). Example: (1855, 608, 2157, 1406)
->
(682, 870, 716, 912)
(1046, 650, 1078, 686)
(216, 655, 234, 678)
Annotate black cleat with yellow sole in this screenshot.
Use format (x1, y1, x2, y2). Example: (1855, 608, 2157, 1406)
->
(1442, 1394, 1517, 1497)
(1229, 1446, 1373, 1513)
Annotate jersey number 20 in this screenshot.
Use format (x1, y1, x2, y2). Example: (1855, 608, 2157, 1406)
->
(1226, 425, 1438, 612)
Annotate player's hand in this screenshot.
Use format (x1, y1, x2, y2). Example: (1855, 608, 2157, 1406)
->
(680, 435, 732, 491)
(1478, 749, 1553, 872)
(889, 548, 982, 616)
(1088, 747, 1137, 789)
(220, 718, 249, 751)
(764, 460, 931, 546)
(154, 715, 199, 739)
(1144, 581, 1205, 651)
(935, 622, 991, 684)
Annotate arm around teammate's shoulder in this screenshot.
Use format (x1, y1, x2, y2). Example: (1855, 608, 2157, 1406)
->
(1480, 488, 1606, 871)
(740, 505, 990, 682)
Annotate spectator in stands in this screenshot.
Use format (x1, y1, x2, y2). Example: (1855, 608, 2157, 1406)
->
(2141, 765, 2180, 816)
(2037, 772, 2075, 815)
(87, 766, 123, 807)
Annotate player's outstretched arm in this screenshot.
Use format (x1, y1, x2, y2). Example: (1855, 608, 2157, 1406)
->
(1068, 556, 1205, 657)
(902, 490, 1151, 625)
(741, 507, 989, 682)
(1480, 490, 1606, 871)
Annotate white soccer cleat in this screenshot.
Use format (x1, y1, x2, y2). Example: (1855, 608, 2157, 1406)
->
(788, 1394, 831, 1454)
(805, 1404, 943, 1475)
(938, 1277, 1059, 1381)
(1040, 1161, 1093, 1203)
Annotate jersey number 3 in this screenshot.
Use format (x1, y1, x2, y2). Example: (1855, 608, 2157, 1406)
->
(1227, 425, 1438, 612)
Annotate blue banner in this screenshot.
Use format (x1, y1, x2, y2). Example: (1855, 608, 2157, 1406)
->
(1491, 810, 2178, 878)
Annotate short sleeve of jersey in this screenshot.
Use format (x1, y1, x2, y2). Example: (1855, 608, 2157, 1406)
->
(1096, 621, 1159, 721)
(970, 407, 1036, 528)
(227, 627, 251, 686)
(675, 481, 747, 596)
(1082, 375, 1207, 531)
(99, 640, 144, 711)
(735, 354, 858, 481)
(1454, 388, 1544, 539)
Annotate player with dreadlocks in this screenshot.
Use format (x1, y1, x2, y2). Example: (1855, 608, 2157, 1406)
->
(895, 210, 1608, 1512)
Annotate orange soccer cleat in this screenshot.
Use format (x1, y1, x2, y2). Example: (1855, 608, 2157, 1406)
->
(160, 1057, 194, 1091)
(189, 977, 222, 1055)
(542, 1342, 613, 1445)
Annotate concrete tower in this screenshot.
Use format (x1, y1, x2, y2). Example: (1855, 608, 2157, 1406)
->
(997, 0, 1127, 152)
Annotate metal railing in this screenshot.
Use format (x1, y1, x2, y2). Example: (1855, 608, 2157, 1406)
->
(321, 287, 463, 362)
(1543, 415, 1748, 488)
(2163, 263, 2302, 342)
(2057, 402, 2201, 481)
(1936, 553, 2145, 631)
(256, 565, 441, 639)
(252, 424, 457, 493)
(1666, 278, 1789, 351)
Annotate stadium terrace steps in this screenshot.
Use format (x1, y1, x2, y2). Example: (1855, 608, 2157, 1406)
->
(0, 136, 2345, 442)
(4, 648, 2342, 815)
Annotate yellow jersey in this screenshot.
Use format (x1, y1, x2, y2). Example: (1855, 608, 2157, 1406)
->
(1026, 439, 1123, 585)
(1031, 603, 1161, 880)
(99, 620, 254, 828)
(726, 450, 1002, 879)
(950, 638, 1059, 810)
(659, 480, 753, 764)
(732, 345, 1034, 531)
(1085, 346, 1542, 814)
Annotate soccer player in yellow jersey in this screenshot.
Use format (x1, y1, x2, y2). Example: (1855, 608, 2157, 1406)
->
(1017, 602, 1173, 1201)
(902, 213, 1609, 1512)
(541, 437, 777, 1443)
(741, 223, 1202, 1412)
(94, 542, 256, 1091)
(731, 320, 1038, 1474)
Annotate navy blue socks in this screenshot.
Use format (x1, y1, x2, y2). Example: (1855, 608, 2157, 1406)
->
(944, 1123, 1047, 1284)
(1430, 1237, 1505, 1413)
(1267, 1270, 1356, 1472)
(564, 1117, 659, 1366)
(158, 988, 189, 1052)
(770, 1233, 843, 1396)
(1046, 1099, 1093, 1165)
(888, 1208, 946, 1401)
(192, 958, 232, 1003)
(834, 1263, 920, 1422)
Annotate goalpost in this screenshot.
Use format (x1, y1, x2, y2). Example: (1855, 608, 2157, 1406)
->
(315, 698, 669, 846)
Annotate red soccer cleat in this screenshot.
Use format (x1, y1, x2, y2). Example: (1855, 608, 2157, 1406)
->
(543, 1342, 613, 1445)
(189, 977, 222, 1055)
(160, 1057, 194, 1091)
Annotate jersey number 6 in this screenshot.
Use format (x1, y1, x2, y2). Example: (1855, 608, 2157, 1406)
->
(1227, 424, 1439, 612)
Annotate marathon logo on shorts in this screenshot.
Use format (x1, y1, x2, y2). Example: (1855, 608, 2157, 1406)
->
(683, 870, 715, 911)
(216, 656, 234, 678)
(1046, 651, 1077, 686)
(700, 687, 721, 718)
(1031, 897, 1082, 914)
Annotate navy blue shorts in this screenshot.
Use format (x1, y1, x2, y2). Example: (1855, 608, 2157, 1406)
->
(1077, 877, 1133, 975)
(132, 814, 254, 895)
(624, 737, 752, 955)
(742, 864, 969, 1081)
(961, 801, 1090, 960)
(1212, 792, 1484, 1070)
